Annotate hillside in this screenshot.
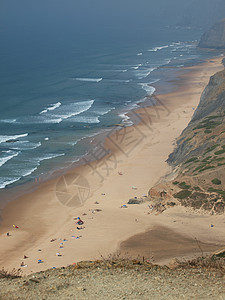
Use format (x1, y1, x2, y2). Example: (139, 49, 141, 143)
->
(199, 18, 225, 49)
(149, 64, 225, 214)
(0, 259, 225, 299)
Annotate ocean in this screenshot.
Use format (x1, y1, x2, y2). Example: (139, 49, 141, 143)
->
(0, 25, 222, 200)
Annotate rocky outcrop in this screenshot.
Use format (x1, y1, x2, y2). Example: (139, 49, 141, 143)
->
(198, 18, 225, 49)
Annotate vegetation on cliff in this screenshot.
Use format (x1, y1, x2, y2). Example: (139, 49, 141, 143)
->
(149, 66, 225, 214)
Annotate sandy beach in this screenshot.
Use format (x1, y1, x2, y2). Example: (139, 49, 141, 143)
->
(0, 56, 224, 275)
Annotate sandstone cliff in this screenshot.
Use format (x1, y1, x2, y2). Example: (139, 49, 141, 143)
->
(149, 67, 225, 214)
(199, 18, 225, 49)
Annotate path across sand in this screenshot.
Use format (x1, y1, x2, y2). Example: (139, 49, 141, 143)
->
(0, 57, 224, 275)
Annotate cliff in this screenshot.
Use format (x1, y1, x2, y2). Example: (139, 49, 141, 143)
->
(198, 18, 225, 49)
(149, 67, 225, 214)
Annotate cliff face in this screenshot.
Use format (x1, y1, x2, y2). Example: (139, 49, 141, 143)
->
(198, 18, 225, 49)
(149, 67, 225, 215)
(168, 68, 225, 166)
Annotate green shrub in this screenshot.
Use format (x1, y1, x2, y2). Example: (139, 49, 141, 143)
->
(214, 157, 225, 162)
(208, 188, 225, 199)
(204, 144, 219, 154)
(204, 129, 212, 134)
(173, 190, 192, 199)
(205, 121, 221, 129)
(199, 166, 215, 172)
(185, 157, 198, 164)
(178, 181, 191, 189)
(205, 116, 219, 120)
(202, 156, 212, 162)
(211, 178, 221, 185)
(215, 149, 225, 155)
(193, 165, 204, 172)
(208, 187, 218, 192)
(193, 186, 201, 191)
(185, 138, 192, 142)
(173, 181, 179, 185)
(195, 120, 221, 130)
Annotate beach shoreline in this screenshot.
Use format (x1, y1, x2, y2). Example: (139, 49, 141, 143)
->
(0, 56, 224, 275)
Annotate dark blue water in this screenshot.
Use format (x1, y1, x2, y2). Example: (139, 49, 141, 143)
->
(0, 25, 222, 192)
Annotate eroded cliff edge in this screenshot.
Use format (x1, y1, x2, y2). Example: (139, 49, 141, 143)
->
(149, 61, 225, 214)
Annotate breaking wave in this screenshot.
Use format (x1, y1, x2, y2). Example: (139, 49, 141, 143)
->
(40, 102, 62, 114)
(74, 78, 103, 83)
(0, 133, 28, 144)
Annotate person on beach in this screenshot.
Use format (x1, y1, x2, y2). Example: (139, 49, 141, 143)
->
(77, 226, 85, 230)
(76, 217, 84, 225)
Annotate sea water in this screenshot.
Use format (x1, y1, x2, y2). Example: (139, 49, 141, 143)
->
(0, 25, 222, 197)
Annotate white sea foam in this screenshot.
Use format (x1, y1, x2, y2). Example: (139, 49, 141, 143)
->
(100, 107, 115, 116)
(75, 78, 103, 83)
(19, 153, 65, 178)
(106, 79, 131, 83)
(42, 118, 63, 124)
(67, 106, 115, 124)
(110, 69, 128, 73)
(0, 119, 17, 123)
(21, 166, 38, 177)
(8, 141, 41, 151)
(52, 100, 95, 122)
(164, 58, 172, 65)
(40, 102, 61, 114)
(0, 133, 28, 144)
(69, 137, 86, 146)
(0, 150, 20, 167)
(39, 153, 65, 161)
(135, 67, 156, 79)
(148, 45, 169, 52)
(72, 116, 100, 124)
(138, 83, 156, 95)
(20, 100, 95, 124)
(0, 177, 21, 189)
(119, 113, 133, 126)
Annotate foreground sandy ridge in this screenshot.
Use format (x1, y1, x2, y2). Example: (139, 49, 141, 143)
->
(0, 57, 224, 275)
(0, 262, 225, 300)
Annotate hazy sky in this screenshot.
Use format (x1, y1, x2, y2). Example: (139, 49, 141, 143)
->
(0, 0, 224, 46)
(1, 0, 225, 30)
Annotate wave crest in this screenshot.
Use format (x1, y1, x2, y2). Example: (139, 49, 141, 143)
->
(0, 133, 28, 144)
(148, 45, 169, 52)
(74, 78, 103, 83)
(40, 102, 61, 114)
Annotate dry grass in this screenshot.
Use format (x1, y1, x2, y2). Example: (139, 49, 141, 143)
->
(0, 268, 22, 280)
(72, 251, 155, 272)
(177, 255, 225, 274)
